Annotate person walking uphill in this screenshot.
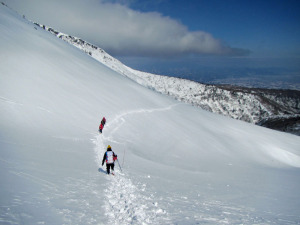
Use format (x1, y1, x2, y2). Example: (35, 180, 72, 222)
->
(99, 117, 106, 133)
(99, 123, 104, 133)
(101, 117, 106, 126)
(102, 145, 117, 175)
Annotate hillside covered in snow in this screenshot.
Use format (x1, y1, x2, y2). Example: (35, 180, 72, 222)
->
(1, 3, 300, 224)
(35, 23, 300, 135)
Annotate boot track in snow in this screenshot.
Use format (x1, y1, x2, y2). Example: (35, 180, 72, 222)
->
(92, 106, 177, 224)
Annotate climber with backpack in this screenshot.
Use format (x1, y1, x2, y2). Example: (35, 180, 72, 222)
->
(101, 117, 106, 126)
(99, 123, 104, 133)
(102, 145, 118, 175)
(99, 117, 106, 133)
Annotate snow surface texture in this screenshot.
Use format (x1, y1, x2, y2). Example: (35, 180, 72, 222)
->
(35, 23, 300, 128)
(1, 4, 300, 224)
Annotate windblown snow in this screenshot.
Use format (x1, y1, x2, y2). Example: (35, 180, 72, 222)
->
(1, 4, 300, 224)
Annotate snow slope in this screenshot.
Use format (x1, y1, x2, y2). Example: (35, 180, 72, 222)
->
(1, 4, 300, 224)
(35, 23, 300, 129)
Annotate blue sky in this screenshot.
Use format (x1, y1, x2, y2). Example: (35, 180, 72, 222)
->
(127, 0, 300, 58)
(4, 0, 299, 58)
(3, 0, 300, 87)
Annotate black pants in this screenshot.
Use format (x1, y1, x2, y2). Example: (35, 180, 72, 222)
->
(106, 163, 114, 174)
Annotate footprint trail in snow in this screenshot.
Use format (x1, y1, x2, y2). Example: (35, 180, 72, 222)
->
(93, 106, 176, 224)
(94, 135, 168, 224)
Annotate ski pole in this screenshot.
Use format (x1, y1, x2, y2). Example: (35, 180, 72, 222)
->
(116, 158, 123, 172)
(122, 147, 125, 167)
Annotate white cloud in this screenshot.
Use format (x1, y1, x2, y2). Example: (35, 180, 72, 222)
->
(3, 0, 249, 56)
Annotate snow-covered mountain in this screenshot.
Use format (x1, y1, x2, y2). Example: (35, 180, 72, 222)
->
(34, 23, 300, 135)
(1, 3, 300, 224)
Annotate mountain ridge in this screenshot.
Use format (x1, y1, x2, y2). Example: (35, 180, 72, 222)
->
(34, 23, 300, 135)
(1, 4, 300, 224)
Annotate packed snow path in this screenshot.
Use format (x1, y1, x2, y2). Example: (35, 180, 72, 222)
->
(93, 106, 177, 224)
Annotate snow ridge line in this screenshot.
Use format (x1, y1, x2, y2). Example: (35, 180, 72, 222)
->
(93, 105, 174, 224)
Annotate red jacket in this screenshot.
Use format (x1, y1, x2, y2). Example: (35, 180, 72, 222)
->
(99, 124, 103, 130)
(101, 117, 106, 125)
